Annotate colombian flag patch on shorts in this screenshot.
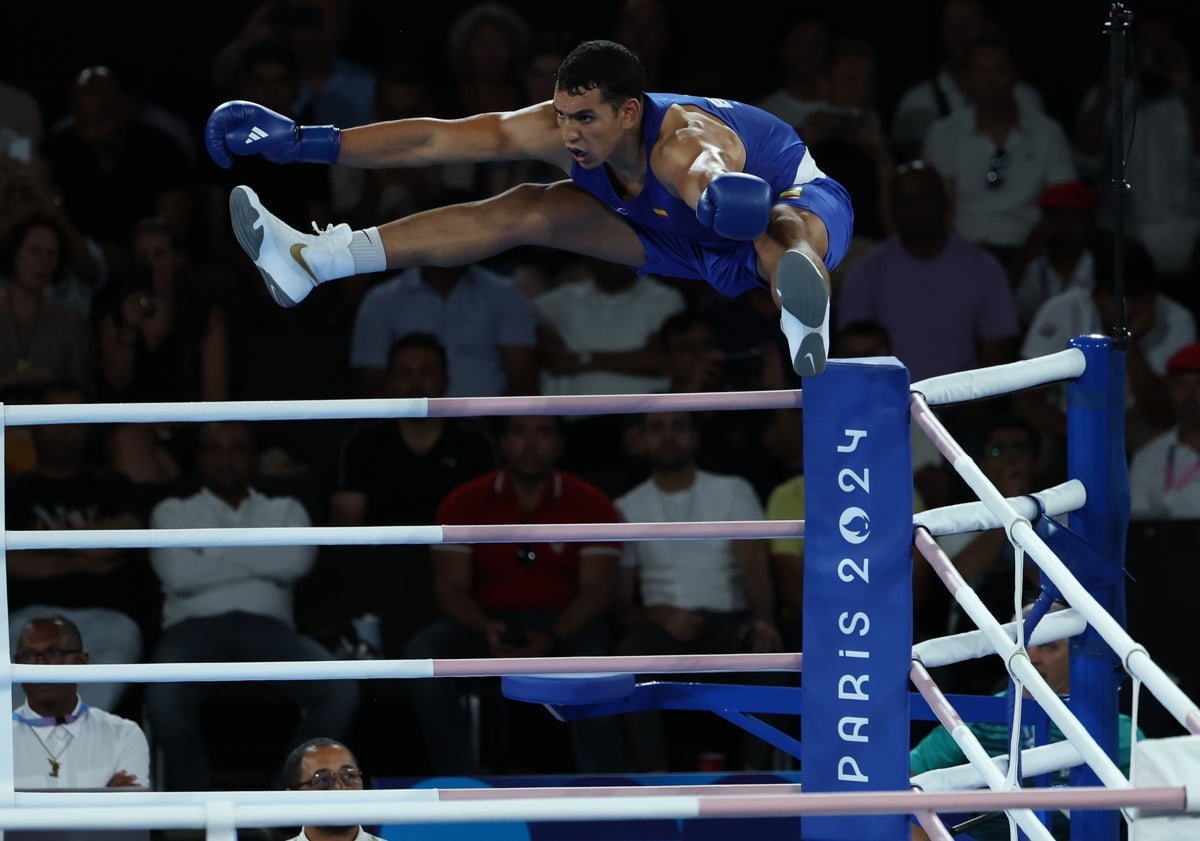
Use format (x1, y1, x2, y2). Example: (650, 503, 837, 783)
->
(652, 207, 669, 217)
(778, 187, 803, 200)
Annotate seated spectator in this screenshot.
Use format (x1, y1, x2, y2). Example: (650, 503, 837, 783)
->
(337, 63, 447, 229)
(13, 614, 149, 789)
(431, 2, 531, 200)
(285, 0, 378, 130)
(0, 150, 104, 315)
(144, 421, 359, 792)
(1130, 342, 1200, 520)
(653, 308, 790, 501)
(533, 256, 685, 488)
(39, 65, 194, 278)
(94, 216, 232, 488)
(910, 602, 1142, 841)
(281, 737, 382, 841)
(799, 37, 894, 270)
(534, 257, 685, 397)
(348, 256, 537, 399)
(6, 380, 150, 715)
(0, 212, 96, 402)
(836, 160, 1020, 443)
(889, 0, 1045, 163)
(402, 415, 623, 776)
(931, 415, 1044, 694)
(919, 28, 1076, 270)
(1010, 181, 1101, 327)
(752, 13, 832, 132)
(327, 332, 497, 655)
(614, 410, 780, 772)
(1016, 237, 1196, 480)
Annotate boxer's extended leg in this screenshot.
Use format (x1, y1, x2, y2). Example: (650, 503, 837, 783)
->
(230, 181, 645, 308)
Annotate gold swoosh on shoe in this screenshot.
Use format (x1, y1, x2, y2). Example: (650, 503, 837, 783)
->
(289, 243, 320, 283)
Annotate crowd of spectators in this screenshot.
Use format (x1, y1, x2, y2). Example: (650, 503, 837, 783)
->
(3, 0, 1200, 789)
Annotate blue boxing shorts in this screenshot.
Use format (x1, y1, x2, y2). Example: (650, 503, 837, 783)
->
(634, 176, 855, 298)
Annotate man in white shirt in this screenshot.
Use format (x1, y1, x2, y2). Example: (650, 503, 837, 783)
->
(533, 257, 686, 398)
(919, 30, 1075, 262)
(533, 257, 686, 489)
(1130, 342, 1200, 520)
(613, 411, 780, 771)
(144, 421, 359, 791)
(1017, 238, 1196, 479)
(889, 0, 1044, 162)
(12, 615, 148, 790)
(282, 737, 383, 841)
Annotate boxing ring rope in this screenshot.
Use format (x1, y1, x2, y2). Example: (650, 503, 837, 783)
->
(911, 651, 1062, 841)
(2, 342, 1199, 838)
(910, 393, 1200, 738)
(0, 785, 1186, 830)
(0, 389, 802, 427)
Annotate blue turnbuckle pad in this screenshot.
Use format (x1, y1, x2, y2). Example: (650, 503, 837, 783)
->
(501, 672, 636, 706)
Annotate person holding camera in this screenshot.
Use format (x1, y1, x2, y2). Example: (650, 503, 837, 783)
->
(401, 414, 624, 776)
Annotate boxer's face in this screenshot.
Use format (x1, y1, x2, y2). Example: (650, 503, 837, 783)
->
(554, 87, 639, 170)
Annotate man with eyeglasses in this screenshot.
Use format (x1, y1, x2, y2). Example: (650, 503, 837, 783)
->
(282, 737, 381, 841)
(6, 379, 149, 716)
(12, 615, 149, 789)
(401, 414, 624, 775)
(932, 415, 1042, 695)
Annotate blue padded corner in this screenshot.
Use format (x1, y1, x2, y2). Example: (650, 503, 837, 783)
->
(502, 672, 636, 705)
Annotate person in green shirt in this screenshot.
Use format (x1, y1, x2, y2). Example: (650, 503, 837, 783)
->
(910, 605, 1142, 840)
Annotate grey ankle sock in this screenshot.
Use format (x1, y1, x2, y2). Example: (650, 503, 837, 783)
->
(349, 227, 387, 274)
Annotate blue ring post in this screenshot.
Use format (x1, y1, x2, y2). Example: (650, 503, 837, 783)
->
(801, 358, 913, 840)
(1065, 334, 1128, 841)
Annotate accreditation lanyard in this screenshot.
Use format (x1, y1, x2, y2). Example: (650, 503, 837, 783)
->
(1164, 444, 1200, 493)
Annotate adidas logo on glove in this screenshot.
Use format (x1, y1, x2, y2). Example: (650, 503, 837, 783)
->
(244, 126, 269, 144)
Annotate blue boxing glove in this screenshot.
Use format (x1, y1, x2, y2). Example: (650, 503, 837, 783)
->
(695, 172, 774, 240)
(204, 100, 341, 169)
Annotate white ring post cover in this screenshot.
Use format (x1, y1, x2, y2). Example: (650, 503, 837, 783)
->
(1131, 734, 1200, 840)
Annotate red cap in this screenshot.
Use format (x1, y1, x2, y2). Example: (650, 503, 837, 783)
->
(1166, 342, 1200, 375)
(1037, 181, 1100, 211)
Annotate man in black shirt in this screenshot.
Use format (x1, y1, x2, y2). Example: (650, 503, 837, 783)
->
(5, 380, 155, 716)
(327, 332, 497, 654)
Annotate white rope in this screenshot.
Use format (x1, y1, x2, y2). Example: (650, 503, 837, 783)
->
(911, 742, 1084, 793)
(911, 389, 1200, 735)
(913, 481, 1085, 536)
(916, 521, 1130, 793)
(0, 785, 1184, 829)
(913, 610, 1087, 669)
(911, 349, 1086, 406)
(910, 662, 1057, 841)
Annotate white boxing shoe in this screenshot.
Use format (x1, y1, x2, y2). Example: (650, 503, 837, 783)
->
(776, 248, 830, 378)
(229, 184, 354, 308)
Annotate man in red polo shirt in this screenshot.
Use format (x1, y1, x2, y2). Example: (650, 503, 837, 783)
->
(402, 414, 623, 775)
